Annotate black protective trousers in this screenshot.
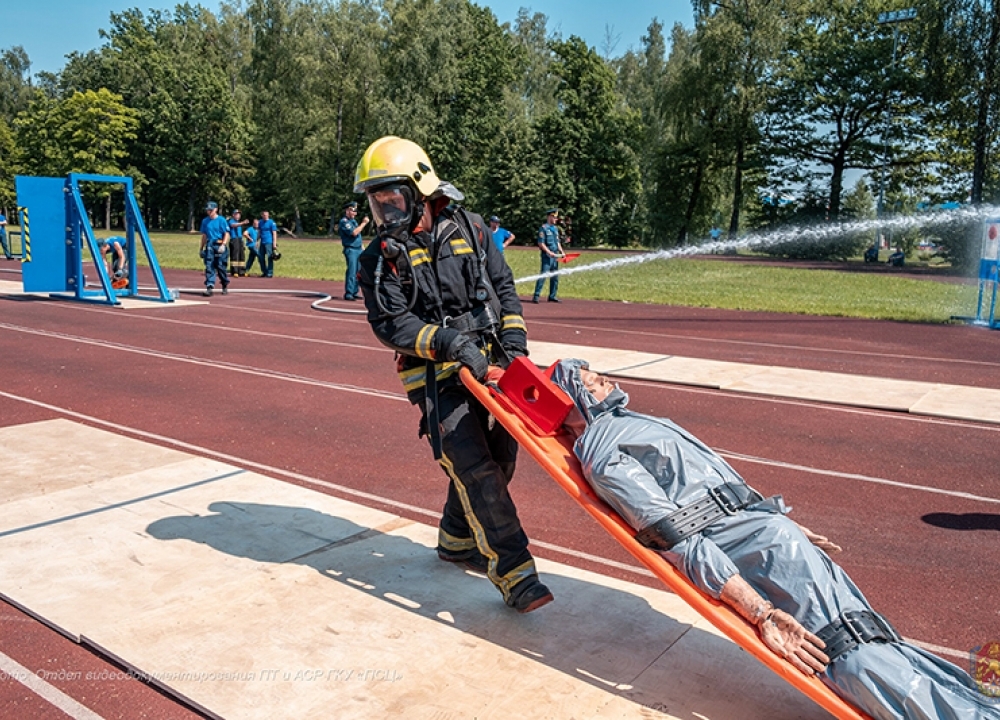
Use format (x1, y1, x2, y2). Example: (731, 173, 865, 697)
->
(428, 384, 538, 602)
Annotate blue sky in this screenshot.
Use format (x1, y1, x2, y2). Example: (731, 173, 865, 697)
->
(8, 1, 693, 76)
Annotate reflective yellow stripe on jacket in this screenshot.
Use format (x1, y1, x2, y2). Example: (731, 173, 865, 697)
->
(414, 324, 439, 360)
(449, 237, 473, 256)
(501, 313, 526, 333)
(398, 361, 461, 394)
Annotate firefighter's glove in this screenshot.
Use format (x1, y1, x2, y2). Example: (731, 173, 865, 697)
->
(446, 335, 488, 382)
(199, 249, 208, 260)
(499, 328, 528, 367)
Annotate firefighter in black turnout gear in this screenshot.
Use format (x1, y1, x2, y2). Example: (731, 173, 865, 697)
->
(355, 136, 552, 613)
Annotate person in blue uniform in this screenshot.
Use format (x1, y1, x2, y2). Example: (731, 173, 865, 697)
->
(338, 200, 369, 301)
(257, 210, 278, 278)
(532, 208, 564, 303)
(199, 201, 230, 296)
(354, 136, 551, 614)
(227, 209, 248, 276)
(98, 236, 128, 279)
(0, 211, 11, 260)
(488, 215, 515, 253)
(550, 358, 1000, 720)
(244, 218, 260, 276)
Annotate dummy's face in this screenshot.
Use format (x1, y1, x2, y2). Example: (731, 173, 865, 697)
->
(580, 369, 614, 403)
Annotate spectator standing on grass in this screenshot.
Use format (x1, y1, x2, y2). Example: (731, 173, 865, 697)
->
(0, 211, 12, 260)
(227, 209, 248, 276)
(199, 201, 230, 296)
(488, 215, 515, 253)
(257, 210, 278, 278)
(244, 218, 260, 276)
(338, 200, 369, 301)
(532, 208, 564, 304)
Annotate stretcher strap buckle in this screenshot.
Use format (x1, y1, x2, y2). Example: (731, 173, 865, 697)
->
(815, 610, 901, 663)
(634, 483, 764, 551)
(709, 484, 740, 515)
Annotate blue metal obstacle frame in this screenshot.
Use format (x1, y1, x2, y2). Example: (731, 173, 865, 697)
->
(14, 173, 173, 306)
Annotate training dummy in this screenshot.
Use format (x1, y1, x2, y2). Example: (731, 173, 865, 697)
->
(548, 358, 999, 720)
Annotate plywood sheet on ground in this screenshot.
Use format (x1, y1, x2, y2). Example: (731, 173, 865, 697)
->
(0, 420, 830, 719)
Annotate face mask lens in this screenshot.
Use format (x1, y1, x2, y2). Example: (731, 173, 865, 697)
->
(368, 184, 413, 229)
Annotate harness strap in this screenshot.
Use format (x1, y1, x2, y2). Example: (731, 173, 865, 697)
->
(815, 610, 901, 663)
(425, 360, 443, 460)
(443, 305, 497, 335)
(634, 482, 764, 551)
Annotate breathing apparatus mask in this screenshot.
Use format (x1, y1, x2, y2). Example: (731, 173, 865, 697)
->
(366, 181, 426, 271)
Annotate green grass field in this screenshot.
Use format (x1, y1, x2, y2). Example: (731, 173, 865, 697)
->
(69, 231, 980, 324)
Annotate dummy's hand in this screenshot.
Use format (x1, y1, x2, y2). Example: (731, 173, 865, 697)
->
(447, 336, 488, 382)
(797, 524, 842, 554)
(760, 609, 829, 675)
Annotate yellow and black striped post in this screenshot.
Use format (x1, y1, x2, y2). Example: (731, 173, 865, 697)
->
(17, 206, 30, 262)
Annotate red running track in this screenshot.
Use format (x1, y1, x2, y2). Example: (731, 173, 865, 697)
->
(1, 266, 999, 718)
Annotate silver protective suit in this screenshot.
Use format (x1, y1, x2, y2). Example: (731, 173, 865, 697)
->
(550, 358, 999, 720)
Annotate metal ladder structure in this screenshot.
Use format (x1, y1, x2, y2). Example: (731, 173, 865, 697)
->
(14, 173, 173, 306)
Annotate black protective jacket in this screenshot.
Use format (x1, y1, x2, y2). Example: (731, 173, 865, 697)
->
(358, 206, 527, 403)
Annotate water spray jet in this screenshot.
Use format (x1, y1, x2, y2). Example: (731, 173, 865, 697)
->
(514, 205, 999, 285)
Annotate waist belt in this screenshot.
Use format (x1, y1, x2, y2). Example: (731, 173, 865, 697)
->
(816, 610, 901, 663)
(634, 482, 764, 551)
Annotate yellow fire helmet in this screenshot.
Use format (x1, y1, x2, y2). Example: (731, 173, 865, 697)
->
(353, 136, 441, 198)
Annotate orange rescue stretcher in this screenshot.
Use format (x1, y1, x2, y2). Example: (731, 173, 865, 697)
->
(460, 358, 872, 720)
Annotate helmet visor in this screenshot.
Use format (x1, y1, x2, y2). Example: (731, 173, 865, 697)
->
(367, 182, 414, 230)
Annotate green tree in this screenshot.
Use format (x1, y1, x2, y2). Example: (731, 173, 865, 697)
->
(372, 0, 521, 211)
(0, 118, 16, 210)
(765, 1, 927, 221)
(249, 0, 323, 234)
(77, 6, 252, 230)
(533, 37, 642, 246)
(614, 20, 668, 244)
(647, 23, 734, 244)
(15, 89, 139, 177)
(507, 9, 560, 122)
(312, 0, 383, 233)
(0, 46, 37, 123)
(14, 89, 139, 227)
(918, 0, 1000, 205)
(694, 0, 800, 238)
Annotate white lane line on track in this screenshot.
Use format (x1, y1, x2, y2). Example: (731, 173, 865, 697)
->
(0, 650, 105, 720)
(719, 450, 1000, 505)
(626, 376, 1000, 433)
(3, 322, 998, 504)
(65, 303, 385, 352)
(30, 292, 1000, 425)
(531, 319, 1000, 370)
(7, 311, 996, 437)
(0, 322, 405, 402)
(0, 389, 979, 662)
(7, 265, 998, 370)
